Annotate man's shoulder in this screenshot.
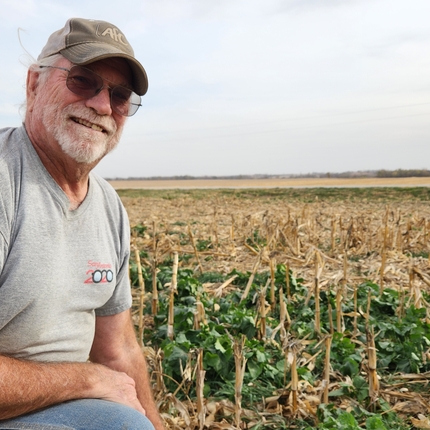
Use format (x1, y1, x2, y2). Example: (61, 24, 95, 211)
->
(0, 127, 22, 178)
(90, 173, 126, 212)
(89, 173, 129, 236)
(0, 126, 18, 137)
(0, 128, 22, 239)
(0, 126, 30, 180)
(0, 126, 21, 153)
(90, 173, 118, 198)
(0, 127, 30, 167)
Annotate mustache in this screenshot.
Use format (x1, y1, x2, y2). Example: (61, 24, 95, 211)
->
(64, 105, 118, 135)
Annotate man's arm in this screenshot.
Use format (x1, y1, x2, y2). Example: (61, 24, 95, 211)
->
(0, 354, 143, 419)
(89, 309, 165, 430)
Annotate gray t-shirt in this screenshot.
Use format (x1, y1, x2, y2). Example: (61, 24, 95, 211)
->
(0, 126, 132, 362)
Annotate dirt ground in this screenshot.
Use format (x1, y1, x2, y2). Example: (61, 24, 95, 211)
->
(118, 186, 430, 296)
(109, 177, 430, 190)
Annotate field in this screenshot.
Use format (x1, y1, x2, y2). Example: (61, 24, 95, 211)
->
(109, 176, 430, 190)
(116, 184, 430, 429)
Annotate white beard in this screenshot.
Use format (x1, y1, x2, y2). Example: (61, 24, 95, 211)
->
(43, 103, 122, 164)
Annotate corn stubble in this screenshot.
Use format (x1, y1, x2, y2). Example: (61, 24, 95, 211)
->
(124, 190, 430, 429)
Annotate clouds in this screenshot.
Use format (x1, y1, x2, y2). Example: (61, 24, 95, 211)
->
(0, 0, 429, 177)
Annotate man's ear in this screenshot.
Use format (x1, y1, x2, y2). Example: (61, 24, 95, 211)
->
(26, 69, 40, 113)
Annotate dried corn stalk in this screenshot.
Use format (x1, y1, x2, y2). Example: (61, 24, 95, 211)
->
(194, 293, 207, 329)
(133, 245, 145, 347)
(409, 264, 423, 309)
(241, 254, 261, 302)
(380, 248, 387, 295)
(337, 254, 346, 333)
(234, 336, 247, 429)
(196, 349, 206, 430)
(167, 252, 178, 340)
(151, 220, 159, 315)
(279, 285, 290, 343)
(290, 350, 298, 414)
(286, 261, 291, 300)
(314, 251, 322, 335)
(258, 279, 270, 339)
(323, 335, 332, 404)
(353, 283, 358, 335)
(154, 347, 165, 393)
(365, 290, 371, 324)
(366, 327, 380, 402)
(335, 287, 342, 334)
(270, 258, 276, 312)
(188, 224, 204, 274)
(331, 216, 336, 253)
(327, 297, 334, 335)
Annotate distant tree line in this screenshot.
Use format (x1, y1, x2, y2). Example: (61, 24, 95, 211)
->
(376, 169, 430, 178)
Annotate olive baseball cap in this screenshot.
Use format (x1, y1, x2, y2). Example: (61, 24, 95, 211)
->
(37, 18, 148, 96)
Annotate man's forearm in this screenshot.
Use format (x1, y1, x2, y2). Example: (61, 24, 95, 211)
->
(0, 356, 95, 419)
(0, 355, 145, 420)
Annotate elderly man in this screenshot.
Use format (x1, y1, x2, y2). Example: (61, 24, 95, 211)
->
(0, 18, 165, 430)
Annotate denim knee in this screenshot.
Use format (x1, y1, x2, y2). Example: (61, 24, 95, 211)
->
(0, 399, 156, 430)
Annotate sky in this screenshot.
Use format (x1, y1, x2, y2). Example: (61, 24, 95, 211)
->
(1, 0, 430, 178)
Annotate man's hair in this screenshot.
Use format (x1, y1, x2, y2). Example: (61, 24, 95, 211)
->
(30, 53, 64, 86)
(21, 54, 64, 115)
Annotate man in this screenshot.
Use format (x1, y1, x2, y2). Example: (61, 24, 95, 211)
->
(0, 18, 165, 430)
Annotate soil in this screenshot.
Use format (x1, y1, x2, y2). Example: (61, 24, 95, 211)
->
(109, 177, 430, 189)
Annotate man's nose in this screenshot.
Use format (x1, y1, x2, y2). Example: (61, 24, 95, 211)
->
(85, 86, 112, 116)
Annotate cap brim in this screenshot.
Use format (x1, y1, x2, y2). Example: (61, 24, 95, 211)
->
(60, 43, 148, 96)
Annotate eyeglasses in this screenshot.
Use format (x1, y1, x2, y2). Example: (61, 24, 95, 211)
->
(92, 269, 114, 283)
(39, 64, 142, 117)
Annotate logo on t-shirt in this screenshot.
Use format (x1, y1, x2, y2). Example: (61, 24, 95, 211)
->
(84, 260, 114, 284)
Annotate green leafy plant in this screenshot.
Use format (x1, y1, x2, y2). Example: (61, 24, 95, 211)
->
(138, 262, 424, 428)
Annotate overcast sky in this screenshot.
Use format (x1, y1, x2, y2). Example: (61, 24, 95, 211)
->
(1, 0, 430, 178)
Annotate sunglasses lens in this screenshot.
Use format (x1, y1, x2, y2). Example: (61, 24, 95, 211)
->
(66, 66, 102, 98)
(111, 87, 141, 117)
(66, 66, 141, 117)
(111, 86, 131, 116)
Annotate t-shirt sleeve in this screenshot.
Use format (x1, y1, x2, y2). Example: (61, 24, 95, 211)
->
(0, 228, 8, 272)
(94, 198, 133, 317)
(0, 141, 14, 273)
(95, 249, 133, 316)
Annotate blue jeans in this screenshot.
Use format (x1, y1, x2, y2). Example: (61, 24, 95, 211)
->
(0, 399, 155, 430)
